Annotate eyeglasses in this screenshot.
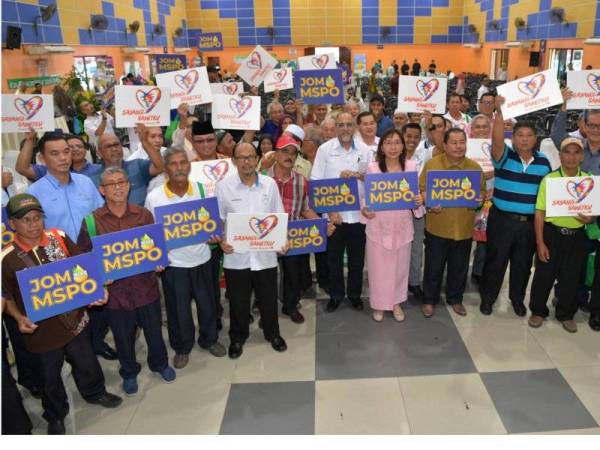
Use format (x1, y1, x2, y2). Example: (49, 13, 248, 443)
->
(234, 155, 258, 162)
(193, 137, 216, 145)
(336, 122, 354, 128)
(102, 180, 129, 189)
(16, 214, 43, 225)
(586, 123, 600, 131)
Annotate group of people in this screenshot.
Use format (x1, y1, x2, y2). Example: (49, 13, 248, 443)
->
(2, 63, 600, 436)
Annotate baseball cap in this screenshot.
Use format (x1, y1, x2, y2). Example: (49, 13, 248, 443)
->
(560, 137, 584, 151)
(275, 135, 301, 152)
(284, 124, 305, 142)
(6, 193, 44, 219)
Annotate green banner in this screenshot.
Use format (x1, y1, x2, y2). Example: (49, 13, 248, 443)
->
(7, 75, 61, 90)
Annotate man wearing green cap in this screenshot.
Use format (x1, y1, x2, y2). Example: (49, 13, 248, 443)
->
(1, 194, 122, 434)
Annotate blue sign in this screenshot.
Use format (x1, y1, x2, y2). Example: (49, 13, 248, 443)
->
(287, 218, 328, 256)
(154, 54, 187, 74)
(425, 170, 482, 208)
(155, 198, 222, 250)
(294, 69, 345, 104)
(16, 252, 103, 323)
(2, 207, 14, 246)
(91, 223, 169, 282)
(309, 178, 360, 213)
(198, 32, 224, 51)
(365, 171, 419, 211)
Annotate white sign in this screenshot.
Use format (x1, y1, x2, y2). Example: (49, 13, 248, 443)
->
(189, 158, 237, 197)
(497, 69, 563, 120)
(566, 70, 600, 110)
(211, 94, 261, 131)
(114, 86, 171, 128)
(226, 212, 288, 252)
(545, 176, 600, 217)
(210, 82, 244, 96)
(297, 53, 336, 70)
(396, 76, 448, 114)
(466, 138, 494, 172)
(235, 45, 278, 87)
(155, 67, 212, 109)
(263, 67, 294, 93)
(1, 94, 54, 133)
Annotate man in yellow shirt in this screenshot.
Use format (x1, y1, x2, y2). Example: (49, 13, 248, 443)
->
(529, 137, 595, 333)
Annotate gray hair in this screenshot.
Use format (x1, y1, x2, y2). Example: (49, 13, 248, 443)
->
(100, 166, 128, 184)
(163, 146, 188, 165)
(304, 126, 324, 147)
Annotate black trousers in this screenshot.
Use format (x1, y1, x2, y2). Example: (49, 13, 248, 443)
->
(37, 327, 106, 422)
(88, 305, 110, 353)
(530, 224, 590, 320)
(300, 254, 313, 291)
(590, 242, 600, 315)
(209, 245, 223, 318)
(423, 231, 472, 305)
(2, 357, 32, 434)
(280, 254, 305, 312)
(225, 267, 280, 343)
(327, 222, 366, 301)
(315, 250, 329, 290)
(480, 207, 536, 305)
(105, 300, 168, 380)
(2, 316, 42, 392)
(161, 260, 218, 355)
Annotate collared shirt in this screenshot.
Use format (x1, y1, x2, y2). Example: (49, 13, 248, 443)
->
(90, 159, 153, 206)
(492, 144, 551, 215)
(31, 161, 103, 181)
(293, 155, 312, 179)
(536, 167, 590, 229)
(145, 182, 211, 268)
(444, 111, 471, 130)
(1, 229, 87, 353)
(84, 112, 114, 148)
(551, 110, 600, 176)
(216, 173, 284, 271)
(268, 166, 310, 220)
(260, 119, 280, 141)
(28, 172, 104, 242)
(376, 116, 394, 138)
(311, 138, 373, 223)
(419, 153, 486, 241)
(354, 132, 380, 156)
(77, 203, 160, 310)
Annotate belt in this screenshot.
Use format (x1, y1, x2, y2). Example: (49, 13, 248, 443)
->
(550, 224, 584, 236)
(494, 207, 533, 222)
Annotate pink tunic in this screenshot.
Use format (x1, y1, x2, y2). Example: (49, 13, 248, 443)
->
(362, 161, 421, 311)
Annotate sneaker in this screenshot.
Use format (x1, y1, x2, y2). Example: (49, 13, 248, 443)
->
(204, 342, 226, 357)
(122, 377, 138, 396)
(159, 366, 177, 383)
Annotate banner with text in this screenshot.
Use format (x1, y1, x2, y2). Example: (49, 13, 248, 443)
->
(466, 138, 494, 172)
(497, 69, 562, 120)
(155, 67, 213, 109)
(198, 32, 224, 51)
(16, 252, 103, 323)
(287, 218, 328, 256)
(309, 178, 360, 213)
(425, 170, 482, 208)
(153, 54, 187, 74)
(189, 158, 236, 197)
(211, 94, 261, 130)
(235, 45, 278, 86)
(1, 94, 54, 133)
(566, 70, 600, 110)
(545, 176, 600, 217)
(114, 86, 170, 128)
(264, 67, 294, 93)
(210, 82, 244, 96)
(226, 213, 288, 252)
(294, 69, 344, 105)
(364, 171, 419, 211)
(297, 53, 336, 70)
(396, 76, 447, 114)
(2, 207, 15, 246)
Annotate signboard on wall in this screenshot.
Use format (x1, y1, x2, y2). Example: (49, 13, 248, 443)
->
(152, 54, 187, 74)
(7, 75, 61, 90)
(198, 32, 224, 51)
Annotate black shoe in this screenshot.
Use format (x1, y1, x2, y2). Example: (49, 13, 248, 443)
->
(480, 302, 493, 316)
(95, 345, 118, 361)
(589, 314, 600, 331)
(326, 298, 340, 312)
(248, 313, 254, 324)
(87, 392, 122, 408)
(349, 298, 364, 311)
(512, 302, 527, 317)
(228, 342, 243, 359)
(47, 419, 65, 435)
(270, 336, 287, 352)
(408, 285, 424, 299)
(283, 308, 305, 324)
(471, 274, 481, 285)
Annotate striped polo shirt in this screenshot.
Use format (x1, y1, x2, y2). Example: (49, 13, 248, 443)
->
(492, 144, 551, 215)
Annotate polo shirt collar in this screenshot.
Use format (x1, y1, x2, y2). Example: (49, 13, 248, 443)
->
(236, 172, 260, 188)
(336, 138, 356, 151)
(558, 166, 582, 177)
(164, 182, 193, 198)
(440, 152, 467, 169)
(13, 231, 49, 253)
(44, 171, 72, 188)
(97, 203, 135, 219)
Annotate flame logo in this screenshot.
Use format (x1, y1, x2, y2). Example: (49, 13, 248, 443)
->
(72, 265, 88, 284)
(140, 234, 155, 250)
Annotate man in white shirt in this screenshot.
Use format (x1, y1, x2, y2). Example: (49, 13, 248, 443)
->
(311, 112, 372, 312)
(354, 111, 380, 156)
(81, 101, 114, 149)
(216, 142, 288, 359)
(145, 147, 226, 369)
(444, 93, 471, 130)
(477, 78, 491, 108)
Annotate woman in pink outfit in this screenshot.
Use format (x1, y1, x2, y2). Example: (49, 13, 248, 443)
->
(361, 128, 424, 322)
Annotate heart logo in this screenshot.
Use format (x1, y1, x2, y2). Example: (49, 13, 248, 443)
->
(312, 54, 329, 69)
(481, 142, 492, 159)
(517, 73, 545, 99)
(273, 69, 287, 83)
(223, 83, 238, 95)
(415, 79, 439, 100)
(228, 97, 253, 118)
(14, 96, 44, 119)
(135, 88, 162, 113)
(246, 51, 262, 70)
(586, 73, 600, 93)
(566, 177, 595, 203)
(174, 70, 199, 94)
(249, 215, 279, 239)
(202, 160, 229, 182)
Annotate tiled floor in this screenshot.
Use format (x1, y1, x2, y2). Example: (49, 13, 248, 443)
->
(13, 271, 600, 435)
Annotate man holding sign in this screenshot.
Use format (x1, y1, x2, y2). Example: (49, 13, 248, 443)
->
(1, 194, 122, 434)
(529, 137, 596, 333)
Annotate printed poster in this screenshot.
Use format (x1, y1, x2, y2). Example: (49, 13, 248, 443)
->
(264, 67, 294, 93)
(566, 70, 600, 110)
(1, 94, 54, 133)
(396, 76, 448, 114)
(287, 218, 328, 256)
(211, 94, 261, 131)
(235, 45, 278, 87)
(210, 82, 244, 96)
(294, 69, 345, 105)
(114, 86, 171, 128)
(155, 67, 213, 109)
(364, 171, 419, 211)
(466, 138, 494, 172)
(545, 176, 600, 217)
(297, 53, 336, 70)
(308, 178, 360, 213)
(226, 212, 288, 252)
(425, 170, 482, 208)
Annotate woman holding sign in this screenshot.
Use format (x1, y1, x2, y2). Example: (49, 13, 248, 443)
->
(361, 129, 423, 322)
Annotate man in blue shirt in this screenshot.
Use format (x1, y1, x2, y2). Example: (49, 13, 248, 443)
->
(90, 127, 164, 206)
(369, 94, 394, 138)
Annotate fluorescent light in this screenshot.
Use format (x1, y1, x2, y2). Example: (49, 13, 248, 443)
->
(505, 41, 532, 48)
(122, 47, 150, 53)
(26, 45, 75, 54)
(174, 47, 192, 52)
(463, 43, 482, 48)
(584, 38, 600, 45)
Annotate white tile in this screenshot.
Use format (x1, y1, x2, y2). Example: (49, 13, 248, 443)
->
(449, 293, 529, 330)
(516, 427, 600, 435)
(315, 378, 410, 434)
(559, 366, 600, 424)
(398, 373, 507, 435)
(530, 320, 600, 367)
